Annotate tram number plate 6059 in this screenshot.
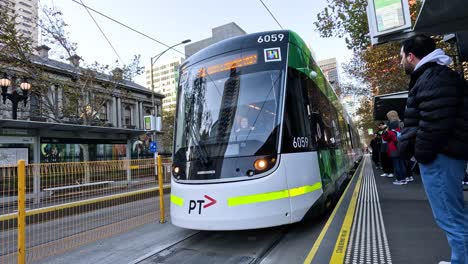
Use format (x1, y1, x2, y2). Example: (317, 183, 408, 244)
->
(293, 137, 308, 148)
(257, 33, 285, 43)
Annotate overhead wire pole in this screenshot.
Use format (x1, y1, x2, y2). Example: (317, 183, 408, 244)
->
(79, 0, 123, 63)
(71, 0, 185, 56)
(259, 0, 283, 29)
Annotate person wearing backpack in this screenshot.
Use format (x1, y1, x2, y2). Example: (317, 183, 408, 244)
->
(382, 111, 408, 185)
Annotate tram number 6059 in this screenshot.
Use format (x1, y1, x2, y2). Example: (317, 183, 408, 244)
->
(293, 137, 308, 148)
(257, 33, 284, 43)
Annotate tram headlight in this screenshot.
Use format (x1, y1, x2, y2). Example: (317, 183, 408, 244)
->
(172, 165, 183, 177)
(254, 159, 268, 171)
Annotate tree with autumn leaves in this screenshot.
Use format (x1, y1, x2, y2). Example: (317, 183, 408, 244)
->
(314, 0, 422, 142)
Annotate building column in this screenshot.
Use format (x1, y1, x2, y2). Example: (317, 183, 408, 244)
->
(117, 97, 122, 128)
(112, 97, 117, 127)
(126, 139, 132, 181)
(139, 102, 144, 128)
(33, 136, 41, 204)
(134, 102, 139, 128)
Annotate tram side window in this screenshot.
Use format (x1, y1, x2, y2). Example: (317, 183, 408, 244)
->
(338, 115, 350, 150)
(282, 68, 314, 153)
(305, 78, 341, 149)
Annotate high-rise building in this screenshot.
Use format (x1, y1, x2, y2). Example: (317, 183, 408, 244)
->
(0, 0, 39, 46)
(318, 58, 339, 87)
(147, 22, 246, 113)
(185, 22, 246, 58)
(145, 56, 184, 113)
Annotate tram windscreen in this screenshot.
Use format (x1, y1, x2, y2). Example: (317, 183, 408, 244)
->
(174, 51, 283, 163)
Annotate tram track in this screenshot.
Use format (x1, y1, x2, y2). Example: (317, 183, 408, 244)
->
(134, 226, 289, 264)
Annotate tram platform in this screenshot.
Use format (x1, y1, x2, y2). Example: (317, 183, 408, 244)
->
(36, 155, 467, 264)
(303, 155, 468, 264)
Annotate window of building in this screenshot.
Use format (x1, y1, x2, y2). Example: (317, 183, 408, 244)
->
(124, 106, 132, 127)
(157, 105, 162, 116)
(100, 103, 108, 121)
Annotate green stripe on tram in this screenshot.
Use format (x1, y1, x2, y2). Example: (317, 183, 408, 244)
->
(228, 182, 322, 207)
(171, 194, 184, 206)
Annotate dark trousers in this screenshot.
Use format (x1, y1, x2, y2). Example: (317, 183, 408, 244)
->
(392, 157, 408, 181)
(380, 153, 393, 173)
(372, 153, 379, 165)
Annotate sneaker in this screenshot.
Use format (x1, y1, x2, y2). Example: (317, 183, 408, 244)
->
(387, 173, 394, 178)
(438, 261, 450, 264)
(380, 173, 388, 177)
(393, 180, 407, 185)
(406, 176, 414, 182)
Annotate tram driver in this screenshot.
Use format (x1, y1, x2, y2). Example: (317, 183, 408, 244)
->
(235, 116, 255, 134)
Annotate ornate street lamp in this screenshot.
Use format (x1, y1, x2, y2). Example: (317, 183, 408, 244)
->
(0, 73, 32, 120)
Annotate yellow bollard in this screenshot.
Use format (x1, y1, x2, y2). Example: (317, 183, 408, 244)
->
(17, 160, 26, 264)
(157, 155, 166, 223)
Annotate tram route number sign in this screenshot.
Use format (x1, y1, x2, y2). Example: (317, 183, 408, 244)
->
(188, 195, 217, 214)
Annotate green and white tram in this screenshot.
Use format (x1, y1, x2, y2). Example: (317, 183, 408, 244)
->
(170, 30, 362, 230)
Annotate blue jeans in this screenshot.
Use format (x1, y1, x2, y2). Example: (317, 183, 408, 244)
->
(391, 157, 407, 181)
(419, 154, 468, 264)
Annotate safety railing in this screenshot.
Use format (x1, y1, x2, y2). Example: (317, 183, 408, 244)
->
(0, 157, 172, 264)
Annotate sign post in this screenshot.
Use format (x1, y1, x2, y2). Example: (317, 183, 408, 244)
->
(149, 141, 158, 176)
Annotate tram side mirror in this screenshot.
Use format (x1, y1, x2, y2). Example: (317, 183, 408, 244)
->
(309, 71, 318, 79)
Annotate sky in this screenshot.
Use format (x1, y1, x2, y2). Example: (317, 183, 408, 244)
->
(40, 0, 354, 86)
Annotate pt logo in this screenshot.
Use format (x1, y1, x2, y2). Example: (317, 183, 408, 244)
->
(188, 195, 217, 214)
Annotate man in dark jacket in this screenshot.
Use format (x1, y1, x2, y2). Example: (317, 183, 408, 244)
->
(398, 34, 468, 264)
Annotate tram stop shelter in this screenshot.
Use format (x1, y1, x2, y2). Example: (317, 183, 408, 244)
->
(373, 91, 408, 121)
(413, 0, 468, 34)
(0, 119, 147, 165)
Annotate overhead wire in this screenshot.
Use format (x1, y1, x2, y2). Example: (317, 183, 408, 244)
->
(79, 0, 123, 63)
(71, 0, 185, 56)
(258, 0, 283, 29)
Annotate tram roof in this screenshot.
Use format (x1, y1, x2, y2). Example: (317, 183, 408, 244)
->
(183, 30, 291, 68)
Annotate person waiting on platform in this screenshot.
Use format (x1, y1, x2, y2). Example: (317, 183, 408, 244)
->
(382, 110, 409, 185)
(398, 34, 468, 264)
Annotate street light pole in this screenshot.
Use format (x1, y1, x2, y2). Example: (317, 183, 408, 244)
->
(150, 39, 191, 121)
(149, 39, 191, 145)
(149, 39, 190, 224)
